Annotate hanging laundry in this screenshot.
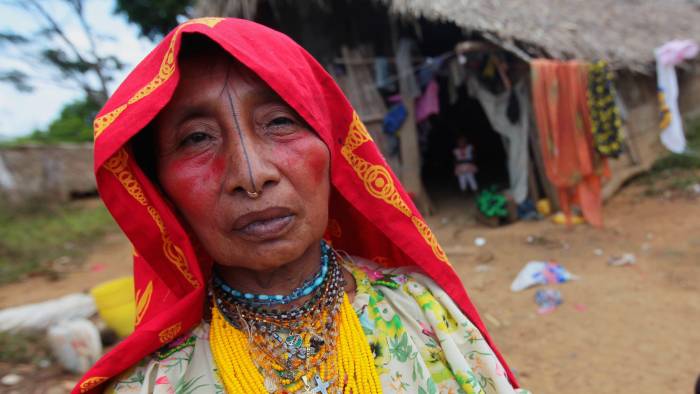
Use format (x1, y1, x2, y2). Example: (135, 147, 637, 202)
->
(530, 60, 610, 228)
(415, 80, 440, 123)
(418, 57, 437, 89)
(587, 60, 625, 158)
(655, 40, 699, 153)
(655, 40, 699, 67)
(467, 77, 530, 204)
(447, 58, 466, 105)
(374, 56, 395, 91)
(383, 103, 407, 135)
(477, 54, 507, 94)
(506, 90, 520, 124)
(417, 54, 449, 89)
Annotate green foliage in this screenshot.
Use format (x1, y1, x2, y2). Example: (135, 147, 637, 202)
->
(115, 0, 192, 40)
(10, 97, 100, 144)
(0, 331, 50, 364)
(0, 201, 118, 285)
(649, 117, 700, 174)
(637, 116, 700, 195)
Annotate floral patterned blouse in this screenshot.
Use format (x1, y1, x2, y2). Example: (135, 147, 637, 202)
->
(106, 260, 529, 394)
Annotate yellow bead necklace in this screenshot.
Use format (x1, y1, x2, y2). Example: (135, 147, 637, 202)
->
(210, 293, 382, 393)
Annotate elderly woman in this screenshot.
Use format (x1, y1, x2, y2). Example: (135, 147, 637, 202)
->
(77, 18, 526, 394)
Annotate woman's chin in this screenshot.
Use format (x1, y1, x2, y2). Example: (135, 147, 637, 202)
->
(214, 239, 316, 272)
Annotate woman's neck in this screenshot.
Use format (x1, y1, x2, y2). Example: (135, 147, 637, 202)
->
(215, 242, 323, 298)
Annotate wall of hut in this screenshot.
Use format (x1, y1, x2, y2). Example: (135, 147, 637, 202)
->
(0, 144, 95, 205)
(601, 64, 700, 198)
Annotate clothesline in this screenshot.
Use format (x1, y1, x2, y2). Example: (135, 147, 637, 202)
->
(335, 49, 457, 95)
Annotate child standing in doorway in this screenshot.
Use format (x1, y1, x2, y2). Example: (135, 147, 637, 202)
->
(453, 136, 478, 192)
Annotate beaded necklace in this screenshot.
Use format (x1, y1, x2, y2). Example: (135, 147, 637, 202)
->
(213, 241, 332, 306)
(209, 242, 382, 394)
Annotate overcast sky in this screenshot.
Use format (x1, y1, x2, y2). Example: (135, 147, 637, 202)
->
(0, 0, 154, 139)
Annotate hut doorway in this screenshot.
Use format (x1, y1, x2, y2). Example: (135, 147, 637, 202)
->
(421, 79, 509, 204)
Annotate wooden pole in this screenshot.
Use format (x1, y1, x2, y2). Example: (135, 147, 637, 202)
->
(390, 18, 433, 215)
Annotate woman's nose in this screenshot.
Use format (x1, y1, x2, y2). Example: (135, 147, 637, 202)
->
(223, 129, 280, 197)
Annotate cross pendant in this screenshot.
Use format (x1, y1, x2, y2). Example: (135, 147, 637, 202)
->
(302, 374, 330, 394)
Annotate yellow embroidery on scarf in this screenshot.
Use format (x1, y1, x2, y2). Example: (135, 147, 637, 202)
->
(159, 322, 182, 344)
(411, 216, 448, 262)
(104, 149, 200, 288)
(135, 280, 154, 327)
(79, 376, 108, 393)
(340, 116, 412, 217)
(93, 17, 224, 139)
(341, 112, 449, 263)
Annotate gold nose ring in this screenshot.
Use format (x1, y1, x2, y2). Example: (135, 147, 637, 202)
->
(246, 190, 261, 199)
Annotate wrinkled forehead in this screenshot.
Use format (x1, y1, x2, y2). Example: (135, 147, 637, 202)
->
(176, 35, 269, 93)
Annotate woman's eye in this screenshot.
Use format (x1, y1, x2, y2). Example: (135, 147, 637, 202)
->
(180, 131, 212, 147)
(266, 117, 295, 127)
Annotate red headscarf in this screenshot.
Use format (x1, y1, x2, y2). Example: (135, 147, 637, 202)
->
(76, 18, 517, 393)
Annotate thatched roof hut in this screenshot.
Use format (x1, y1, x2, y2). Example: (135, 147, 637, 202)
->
(383, 0, 700, 72)
(195, 0, 700, 210)
(197, 0, 700, 72)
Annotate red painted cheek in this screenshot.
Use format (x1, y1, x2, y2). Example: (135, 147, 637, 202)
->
(275, 137, 329, 187)
(304, 145, 330, 186)
(160, 155, 226, 211)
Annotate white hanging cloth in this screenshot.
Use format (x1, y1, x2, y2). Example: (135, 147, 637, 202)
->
(467, 76, 530, 204)
(654, 40, 699, 153)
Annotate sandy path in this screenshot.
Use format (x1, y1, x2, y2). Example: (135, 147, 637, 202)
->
(427, 186, 700, 394)
(0, 232, 133, 309)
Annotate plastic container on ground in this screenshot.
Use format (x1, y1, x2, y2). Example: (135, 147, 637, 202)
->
(90, 276, 135, 337)
(47, 319, 102, 374)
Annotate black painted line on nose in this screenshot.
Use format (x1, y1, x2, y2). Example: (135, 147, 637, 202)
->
(224, 76, 257, 194)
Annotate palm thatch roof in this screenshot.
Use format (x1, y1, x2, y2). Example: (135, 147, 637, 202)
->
(384, 0, 700, 72)
(197, 0, 700, 72)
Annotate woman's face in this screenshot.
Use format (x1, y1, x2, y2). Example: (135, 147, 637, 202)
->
(152, 47, 330, 271)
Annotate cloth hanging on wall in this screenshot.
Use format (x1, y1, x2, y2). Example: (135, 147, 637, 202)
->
(374, 56, 395, 91)
(654, 40, 699, 153)
(467, 76, 530, 204)
(415, 80, 440, 123)
(530, 60, 610, 227)
(383, 103, 407, 135)
(447, 58, 466, 105)
(587, 61, 625, 158)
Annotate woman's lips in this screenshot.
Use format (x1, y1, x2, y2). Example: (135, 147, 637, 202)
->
(233, 207, 295, 240)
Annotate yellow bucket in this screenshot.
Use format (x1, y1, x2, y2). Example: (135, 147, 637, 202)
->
(551, 212, 586, 225)
(90, 277, 135, 337)
(536, 199, 551, 216)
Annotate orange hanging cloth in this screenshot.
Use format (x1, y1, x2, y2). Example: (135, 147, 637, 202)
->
(530, 60, 610, 227)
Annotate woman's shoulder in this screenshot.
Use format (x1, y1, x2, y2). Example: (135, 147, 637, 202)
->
(344, 257, 528, 393)
(344, 256, 441, 296)
(105, 323, 222, 393)
(343, 255, 463, 326)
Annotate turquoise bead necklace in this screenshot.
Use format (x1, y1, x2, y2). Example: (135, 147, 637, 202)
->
(212, 240, 332, 306)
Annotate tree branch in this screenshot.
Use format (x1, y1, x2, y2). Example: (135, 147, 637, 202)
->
(24, 0, 109, 102)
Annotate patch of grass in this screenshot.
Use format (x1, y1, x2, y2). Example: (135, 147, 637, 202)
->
(637, 116, 700, 195)
(0, 200, 118, 285)
(0, 331, 50, 364)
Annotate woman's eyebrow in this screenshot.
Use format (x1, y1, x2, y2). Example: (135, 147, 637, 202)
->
(173, 106, 214, 125)
(238, 87, 283, 106)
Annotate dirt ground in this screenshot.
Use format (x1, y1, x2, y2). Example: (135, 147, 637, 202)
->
(0, 183, 698, 394)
